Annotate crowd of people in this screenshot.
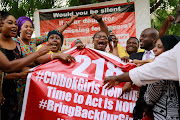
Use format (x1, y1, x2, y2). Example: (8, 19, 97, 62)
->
(0, 2, 180, 120)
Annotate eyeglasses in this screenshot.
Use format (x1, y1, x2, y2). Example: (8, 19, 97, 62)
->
(94, 35, 108, 40)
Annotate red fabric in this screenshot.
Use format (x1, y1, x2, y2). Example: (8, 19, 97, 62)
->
(21, 48, 138, 120)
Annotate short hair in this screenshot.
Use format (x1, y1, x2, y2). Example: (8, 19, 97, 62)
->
(128, 37, 139, 44)
(93, 31, 107, 40)
(143, 28, 159, 39)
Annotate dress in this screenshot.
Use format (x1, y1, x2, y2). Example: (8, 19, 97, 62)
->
(13, 36, 48, 113)
(144, 80, 179, 120)
(1, 44, 21, 120)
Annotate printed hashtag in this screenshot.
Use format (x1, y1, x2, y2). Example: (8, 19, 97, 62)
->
(39, 99, 47, 109)
(36, 71, 44, 81)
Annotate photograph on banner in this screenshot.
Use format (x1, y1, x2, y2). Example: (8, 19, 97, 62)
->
(39, 2, 136, 50)
(21, 48, 138, 120)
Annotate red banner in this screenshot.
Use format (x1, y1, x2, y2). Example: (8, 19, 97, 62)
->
(39, 3, 136, 49)
(21, 48, 138, 120)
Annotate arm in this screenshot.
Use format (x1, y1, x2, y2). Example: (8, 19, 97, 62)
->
(103, 46, 178, 88)
(3, 67, 31, 80)
(90, 14, 108, 35)
(33, 15, 78, 45)
(56, 15, 78, 33)
(144, 80, 165, 105)
(0, 43, 51, 73)
(159, 15, 175, 37)
(35, 53, 75, 64)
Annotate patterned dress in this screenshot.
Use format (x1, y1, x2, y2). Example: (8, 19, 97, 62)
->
(144, 80, 179, 120)
(1, 44, 21, 120)
(13, 36, 48, 113)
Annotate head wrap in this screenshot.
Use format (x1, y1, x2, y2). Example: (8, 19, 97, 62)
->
(160, 35, 180, 51)
(17, 16, 34, 36)
(47, 30, 64, 45)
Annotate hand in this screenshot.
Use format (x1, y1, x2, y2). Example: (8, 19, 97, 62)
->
(70, 15, 78, 22)
(75, 43, 85, 50)
(121, 56, 129, 63)
(167, 15, 175, 24)
(90, 13, 102, 21)
(19, 68, 32, 79)
(131, 59, 144, 66)
(36, 42, 51, 56)
(57, 53, 75, 63)
(103, 72, 131, 89)
(103, 76, 121, 89)
(119, 82, 132, 98)
(110, 32, 118, 47)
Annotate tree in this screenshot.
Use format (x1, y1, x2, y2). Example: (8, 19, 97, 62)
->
(0, 0, 62, 19)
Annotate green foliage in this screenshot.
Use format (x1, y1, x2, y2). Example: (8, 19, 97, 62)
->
(0, 0, 57, 18)
(150, 0, 180, 36)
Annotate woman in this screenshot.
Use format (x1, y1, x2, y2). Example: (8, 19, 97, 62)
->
(143, 35, 179, 120)
(0, 12, 39, 120)
(14, 15, 78, 57)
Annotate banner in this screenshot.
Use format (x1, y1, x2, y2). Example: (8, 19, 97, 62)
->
(21, 48, 138, 120)
(35, 2, 137, 50)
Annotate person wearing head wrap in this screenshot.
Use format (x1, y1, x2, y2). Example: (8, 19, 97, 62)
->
(13, 15, 78, 57)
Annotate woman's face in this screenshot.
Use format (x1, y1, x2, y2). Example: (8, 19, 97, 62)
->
(20, 20, 33, 40)
(48, 34, 62, 52)
(1, 15, 17, 37)
(153, 39, 165, 57)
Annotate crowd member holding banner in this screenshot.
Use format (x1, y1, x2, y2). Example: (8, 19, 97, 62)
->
(0, 12, 52, 120)
(13, 15, 77, 113)
(35, 30, 75, 64)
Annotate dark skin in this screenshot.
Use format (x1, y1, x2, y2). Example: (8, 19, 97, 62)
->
(103, 72, 131, 89)
(126, 38, 139, 55)
(0, 14, 51, 72)
(139, 28, 158, 51)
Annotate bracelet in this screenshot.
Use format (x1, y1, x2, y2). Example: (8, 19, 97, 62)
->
(50, 53, 54, 60)
(49, 54, 52, 61)
(66, 22, 70, 27)
(97, 17, 102, 22)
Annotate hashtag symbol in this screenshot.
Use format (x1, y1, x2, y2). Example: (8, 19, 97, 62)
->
(36, 71, 44, 81)
(39, 99, 47, 109)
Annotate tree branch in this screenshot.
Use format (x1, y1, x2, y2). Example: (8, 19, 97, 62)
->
(150, 0, 163, 14)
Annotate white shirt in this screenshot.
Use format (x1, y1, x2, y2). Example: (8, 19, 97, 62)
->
(142, 50, 155, 60)
(129, 42, 179, 87)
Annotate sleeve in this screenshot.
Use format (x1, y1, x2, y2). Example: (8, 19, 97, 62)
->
(129, 48, 178, 87)
(117, 44, 129, 57)
(31, 35, 48, 45)
(144, 80, 165, 105)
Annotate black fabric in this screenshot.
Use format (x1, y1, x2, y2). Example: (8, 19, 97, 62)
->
(129, 52, 144, 60)
(47, 30, 64, 45)
(130, 52, 151, 119)
(160, 35, 180, 51)
(0, 45, 21, 120)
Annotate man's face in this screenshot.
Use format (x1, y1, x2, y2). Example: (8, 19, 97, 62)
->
(93, 31, 108, 51)
(126, 38, 139, 54)
(139, 29, 155, 50)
